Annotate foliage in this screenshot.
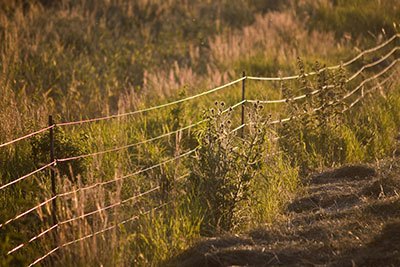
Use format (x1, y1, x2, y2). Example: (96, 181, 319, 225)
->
(0, 0, 400, 266)
(189, 102, 270, 233)
(301, 0, 400, 38)
(31, 127, 90, 180)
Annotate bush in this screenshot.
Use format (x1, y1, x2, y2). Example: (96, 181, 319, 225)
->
(31, 127, 90, 181)
(189, 101, 270, 234)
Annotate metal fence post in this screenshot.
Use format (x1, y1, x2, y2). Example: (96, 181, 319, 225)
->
(49, 115, 57, 226)
(241, 71, 246, 138)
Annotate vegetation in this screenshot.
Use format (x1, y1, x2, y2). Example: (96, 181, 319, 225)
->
(0, 0, 399, 266)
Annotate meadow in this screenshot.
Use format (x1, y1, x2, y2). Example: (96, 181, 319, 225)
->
(0, 0, 400, 266)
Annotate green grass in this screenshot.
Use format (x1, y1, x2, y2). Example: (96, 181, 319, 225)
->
(1, 0, 400, 266)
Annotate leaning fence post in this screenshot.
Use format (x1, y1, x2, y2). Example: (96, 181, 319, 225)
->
(49, 115, 57, 226)
(241, 71, 246, 138)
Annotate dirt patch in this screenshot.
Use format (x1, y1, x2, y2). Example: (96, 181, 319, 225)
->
(333, 220, 400, 267)
(170, 160, 400, 266)
(288, 192, 360, 213)
(311, 165, 376, 185)
(363, 198, 400, 218)
(169, 236, 255, 267)
(361, 175, 400, 198)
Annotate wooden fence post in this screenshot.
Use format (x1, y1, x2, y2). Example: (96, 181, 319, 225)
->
(49, 115, 57, 226)
(241, 71, 246, 138)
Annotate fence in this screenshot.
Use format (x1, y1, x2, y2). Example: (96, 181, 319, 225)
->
(1, 33, 400, 266)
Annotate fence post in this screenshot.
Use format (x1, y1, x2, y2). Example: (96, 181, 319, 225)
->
(49, 115, 57, 226)
(241, 71, 246, 138)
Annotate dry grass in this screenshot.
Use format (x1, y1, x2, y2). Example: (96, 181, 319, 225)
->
(1, 1, 400, 266)
(170, 151, 400, 266)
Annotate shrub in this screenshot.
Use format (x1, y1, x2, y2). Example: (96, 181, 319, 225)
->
(189, 101, 270, 234)
(31, 127, 90, 181)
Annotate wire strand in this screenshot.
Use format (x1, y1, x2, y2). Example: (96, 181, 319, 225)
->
(343, 58, 399, 100)
(344, 71, 397, 112)
(248, 46, 399, 105)
(27, 201, 171, 267)
(346, 46, 400, 82)
(247, 34, 400, 81)
(0, 196, 56, 228)
(0, 125, 54, 149)
(57, 77, 245, 127)
(59, 173, 189, 226)
(0, 161, 56, 191)
(247, 88, 322, 104)
(6, 150, 195, 256)
(56, 100, 246, 162)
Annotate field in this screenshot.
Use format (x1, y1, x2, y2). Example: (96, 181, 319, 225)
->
(1, 0, 400, 266)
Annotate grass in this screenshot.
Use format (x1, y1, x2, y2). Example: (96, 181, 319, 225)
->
(1, 0, 400, 266)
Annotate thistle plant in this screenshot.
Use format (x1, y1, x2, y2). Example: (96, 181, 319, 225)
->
(189, 101, 269, 234)
(279, 60, 350, 172)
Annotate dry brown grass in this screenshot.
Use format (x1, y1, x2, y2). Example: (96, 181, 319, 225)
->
(170, 150, 400, 266)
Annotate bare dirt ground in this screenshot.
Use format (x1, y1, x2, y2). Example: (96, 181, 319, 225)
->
(170, 151, 400, 266)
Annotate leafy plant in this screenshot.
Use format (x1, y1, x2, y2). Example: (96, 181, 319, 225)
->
(31, 127, 90, 181)
(189, 101, 269, 234)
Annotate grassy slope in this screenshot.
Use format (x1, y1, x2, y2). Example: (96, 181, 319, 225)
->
(0, 0, 400, 266)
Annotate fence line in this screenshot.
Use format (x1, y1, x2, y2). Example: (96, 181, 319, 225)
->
(248, 57, 399, 125)
(0, 125, 54, 149)
(247, 34, 400, 81)
(247, 46, 399, 105)
(57, 77, 245, 127)
(6, 149, 197, 255)
(57, 100, 245, 163)
(0, 161, 56, 191)
(343, 58, 399, 100)
(344, 71, 397, 111)
(1, 54, 397, 231)
(346, 46, 400, 82)
(2, 34, 400, 265)
(7, 173, 189, 256)
(1, 35, 398, 149)
(27, 201, 171, 267)
(252, 64, 398, 126)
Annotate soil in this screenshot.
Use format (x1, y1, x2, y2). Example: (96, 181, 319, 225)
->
(169, 156, 400, 266)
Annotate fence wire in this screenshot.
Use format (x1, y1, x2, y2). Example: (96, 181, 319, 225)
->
(247, 34, 400, 81)
(0, 161, 56, 191)
(57, 100, 245, 162)
(248, 45, 399, 105)
(57, 77, 245, 126)
(2, 33, 400, 266)
(27, 201, 171, 267)
(6, 149, 196, 255)
(0, 125, 54, 149)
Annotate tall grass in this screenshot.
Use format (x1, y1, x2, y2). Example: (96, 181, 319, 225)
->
(1, 0, 400, 266)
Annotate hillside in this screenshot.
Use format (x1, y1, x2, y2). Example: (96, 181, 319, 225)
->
(1, 1, 400, 266)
